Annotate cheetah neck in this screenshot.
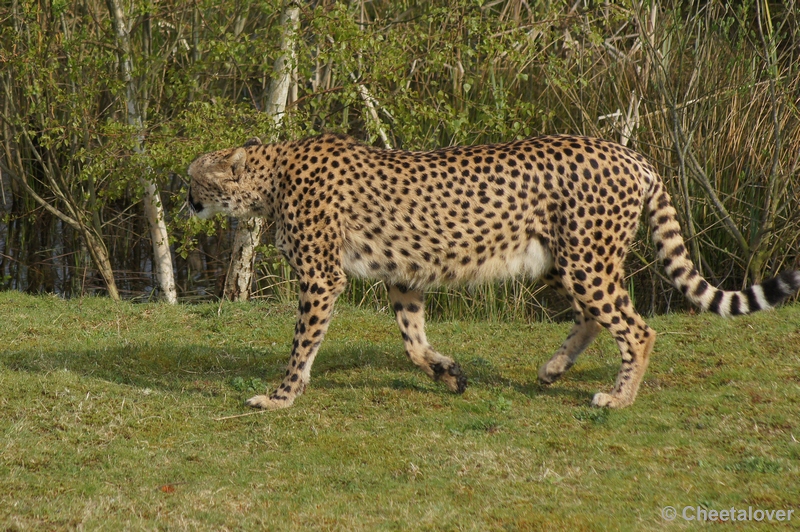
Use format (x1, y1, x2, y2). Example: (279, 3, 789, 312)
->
(243, 143, 284, 220)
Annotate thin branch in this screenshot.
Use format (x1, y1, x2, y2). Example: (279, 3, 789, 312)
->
(0, 160, 82, 231)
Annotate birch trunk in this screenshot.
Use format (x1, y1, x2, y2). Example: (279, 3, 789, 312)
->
(356, 0, 392, 149)
(224, 217, 264, 301)
(355, 80, 392, 149)
(106, 0, 177, 303)
(224, 2, 300, 301)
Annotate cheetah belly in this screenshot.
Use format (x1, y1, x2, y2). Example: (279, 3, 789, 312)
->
(341, 235, 554, 288)
(472, 238, 554, 283)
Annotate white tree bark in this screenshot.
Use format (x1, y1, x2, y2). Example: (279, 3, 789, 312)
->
(141, 176, 176, 303)
(355, 0, 392, 149)
(225, 2, 300, 301)
(265, 4, 301, 124)
(106, 0, 177, 303)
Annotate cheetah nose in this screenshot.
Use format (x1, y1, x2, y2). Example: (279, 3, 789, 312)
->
(188, 189, 204, 214)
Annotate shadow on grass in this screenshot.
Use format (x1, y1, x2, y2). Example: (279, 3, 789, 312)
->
(1, 343, 287, 393)
(0, 342, 614, 405)
(509, 367, 616, 405)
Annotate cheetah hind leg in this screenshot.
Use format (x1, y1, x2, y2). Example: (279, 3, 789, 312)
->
(538, 272, 603, 385)
(538, 309, 602, 385)
(590, 321, 655, 408)
(388, 285, 467, 393)
(586, 287, 656, 408)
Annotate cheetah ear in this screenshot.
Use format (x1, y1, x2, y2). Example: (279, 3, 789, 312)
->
(228, 148, 247, 180)
(243, 137, 262, 147)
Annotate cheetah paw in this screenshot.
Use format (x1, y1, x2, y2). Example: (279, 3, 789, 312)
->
(537, 373, 556, 385)
(245, 394, 294, 410)
(537, 366, 559, 385)
(444, 362, 468, 394)
(591, 392, 617, 408)
(432, 361, 467, 394)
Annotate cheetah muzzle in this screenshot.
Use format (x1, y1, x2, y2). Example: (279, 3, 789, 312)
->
(188, 134, 800, 411)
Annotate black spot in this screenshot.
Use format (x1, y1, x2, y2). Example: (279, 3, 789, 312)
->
(671, 267, 686, 278)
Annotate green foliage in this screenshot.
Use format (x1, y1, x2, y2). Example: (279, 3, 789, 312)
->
(230, 376, 266, 393)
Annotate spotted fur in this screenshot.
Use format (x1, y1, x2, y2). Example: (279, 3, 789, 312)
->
(188, 134, 800, 409)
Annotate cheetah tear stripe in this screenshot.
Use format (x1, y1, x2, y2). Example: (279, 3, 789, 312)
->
(188, 134, 800, 411)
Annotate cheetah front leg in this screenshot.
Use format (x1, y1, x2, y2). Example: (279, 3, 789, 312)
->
(246, 272, 346, 410)
(388, 284, 467, 393)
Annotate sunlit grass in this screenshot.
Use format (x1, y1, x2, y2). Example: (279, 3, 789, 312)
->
(1, 292, 799, 530)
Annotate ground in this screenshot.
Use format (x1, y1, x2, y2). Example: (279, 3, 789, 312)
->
(1, 293, 798, 530)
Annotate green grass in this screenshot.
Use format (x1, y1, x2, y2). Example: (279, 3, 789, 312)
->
(1, 291, 799, 530)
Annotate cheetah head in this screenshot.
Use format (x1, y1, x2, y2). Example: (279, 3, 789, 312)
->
(187, 138, 267, 220)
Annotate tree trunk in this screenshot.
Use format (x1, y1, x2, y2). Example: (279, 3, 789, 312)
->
(224, 217, 265, 301)
(84, 230, 121, 301)
(142, 178, 177, 302)
(264, 4, 301, 124)
(224, 2, 300, 301)
(355, 0, 392, 149)
(106, 0, 177, 304)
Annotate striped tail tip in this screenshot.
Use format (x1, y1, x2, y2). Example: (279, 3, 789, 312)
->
(752, 270, 800, 309)
(712, 270, 800, 317)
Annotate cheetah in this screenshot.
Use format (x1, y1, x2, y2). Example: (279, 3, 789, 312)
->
(187, 134, 800, 410)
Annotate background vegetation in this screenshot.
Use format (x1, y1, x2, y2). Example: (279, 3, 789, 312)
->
(0, 0, 798, 318)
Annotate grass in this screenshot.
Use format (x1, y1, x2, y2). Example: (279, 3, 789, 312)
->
(1, 291, 799, 530)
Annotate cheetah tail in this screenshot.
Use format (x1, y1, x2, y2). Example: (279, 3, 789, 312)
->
(646, 179, 800, 317)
